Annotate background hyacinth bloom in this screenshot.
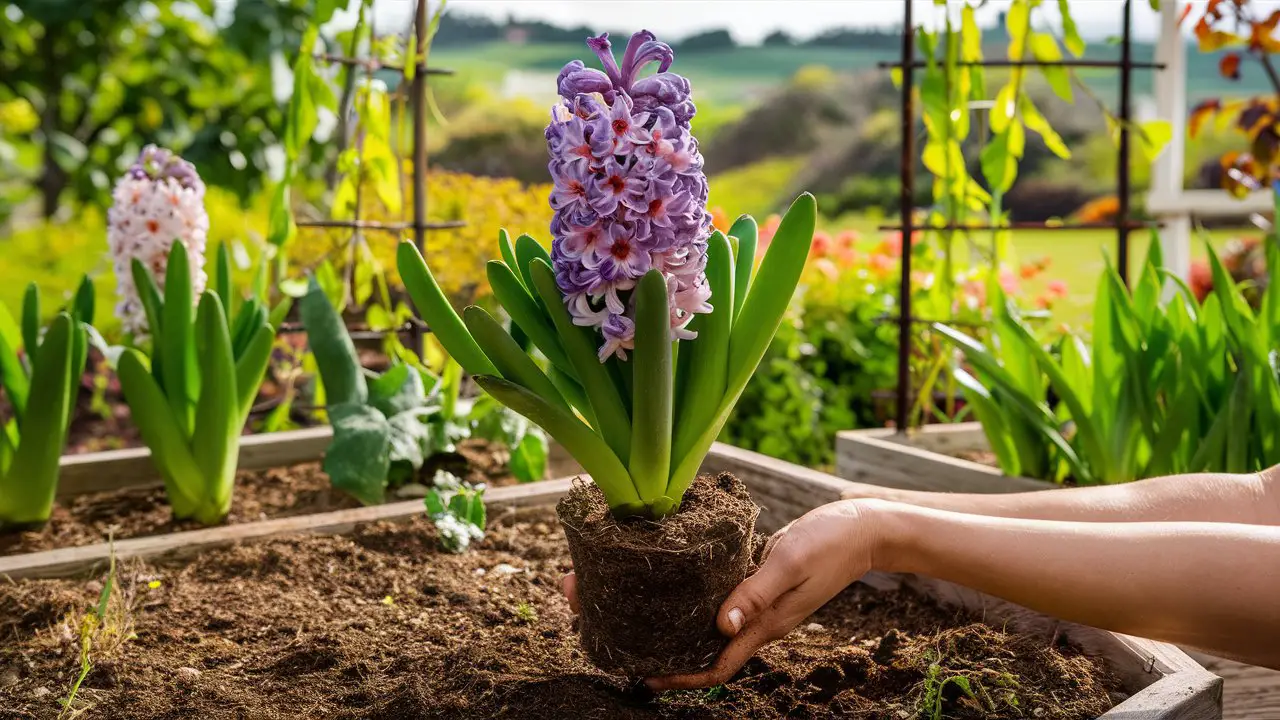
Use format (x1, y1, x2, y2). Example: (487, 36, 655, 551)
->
(107, 145, 209, 336)
(546, 30, 713, 361)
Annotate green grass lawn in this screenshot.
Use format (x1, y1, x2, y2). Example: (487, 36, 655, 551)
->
(822, 214, 1249, 329)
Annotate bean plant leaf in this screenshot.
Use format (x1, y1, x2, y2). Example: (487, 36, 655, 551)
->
(368, 364, 427, 418)
(509, 431, 548, 483)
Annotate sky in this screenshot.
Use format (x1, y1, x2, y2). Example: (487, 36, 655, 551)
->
(357, 0, 1249, 45)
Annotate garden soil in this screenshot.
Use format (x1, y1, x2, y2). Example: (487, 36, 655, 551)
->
(0, 509, 1118, 719)
(557, 473, 757, 677)
(0, 440, 515, 556)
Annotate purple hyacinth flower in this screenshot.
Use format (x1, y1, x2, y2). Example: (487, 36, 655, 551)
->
(545, 30, 712, 361)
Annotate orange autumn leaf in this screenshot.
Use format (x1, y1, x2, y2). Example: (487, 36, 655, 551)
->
(1250, 10, 1280, 52)
(1199, 29, 1243, 52)
(1220, 52, 1242, 80)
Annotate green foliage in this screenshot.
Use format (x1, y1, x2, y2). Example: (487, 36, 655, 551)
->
(0, 285, 89, 527)
(117, 243, 274, 525)
(399, 196, 817, 518)
(299, 282, 546, 503)
(1, 0, 314, 215)
(424, 470, 486, 553)
(941, 233, 1280, 484)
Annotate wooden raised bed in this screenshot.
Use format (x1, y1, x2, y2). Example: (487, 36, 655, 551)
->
(3, 440, 1220, 718)
(836, 422, 1052, 494)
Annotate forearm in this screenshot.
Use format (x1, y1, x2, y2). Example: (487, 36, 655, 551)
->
(844, 468, 1280, 524)
(864, 500, 1280, 668)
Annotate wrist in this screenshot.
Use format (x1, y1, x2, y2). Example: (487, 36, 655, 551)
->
(835, 497, 918, 576)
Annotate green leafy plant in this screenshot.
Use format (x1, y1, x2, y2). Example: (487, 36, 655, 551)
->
(939, 228, 1280, 484)
(397, 194, 816, 519)
(424, 469, 486, 553)
(0, 278, 93, 527)
(299, 280, 547, 504)
(117, 242, 275, 525)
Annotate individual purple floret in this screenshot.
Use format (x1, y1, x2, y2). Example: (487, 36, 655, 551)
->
(546, 31, 713, 362)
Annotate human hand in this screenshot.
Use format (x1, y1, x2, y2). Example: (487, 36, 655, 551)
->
(561, 499, 884, 690)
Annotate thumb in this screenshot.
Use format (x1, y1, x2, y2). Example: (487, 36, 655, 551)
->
(716, 550, 798, 637)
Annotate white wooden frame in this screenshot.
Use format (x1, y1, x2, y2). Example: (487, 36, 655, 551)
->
(1147, 0, 1272, 282)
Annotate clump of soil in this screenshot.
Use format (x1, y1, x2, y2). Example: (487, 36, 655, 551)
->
(0, 441, 519, 557)
(558, 473, 758, 677)
(0, 508, 1117, 720)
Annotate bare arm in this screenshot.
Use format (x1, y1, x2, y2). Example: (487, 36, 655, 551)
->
(841, 466, 1280, 524)
(646, 498, 1280, 689)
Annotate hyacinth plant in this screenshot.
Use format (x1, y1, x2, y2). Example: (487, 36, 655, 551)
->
(117, 242, 275, 525)
(0, 280, 94, 527)
(108, 145, 209, 337)
(398, 31, 816, 519)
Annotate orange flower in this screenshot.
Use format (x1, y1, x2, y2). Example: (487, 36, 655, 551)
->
(710, 206, 731, 234)
(1019, 262, 1039, 280)
(1047, 279, 1068, 298)
(868, 253, 895, 277)
(810, 231, 833, 258)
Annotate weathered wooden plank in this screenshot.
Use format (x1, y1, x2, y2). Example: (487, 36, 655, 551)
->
(59, 425, 578, 499)
(1106, 672, 1224, 720)
(1186, 651, 1280, 720)
(836, 428, 1052, 494)
(58, 427, 334, 498)
(1, 478, 574, 581)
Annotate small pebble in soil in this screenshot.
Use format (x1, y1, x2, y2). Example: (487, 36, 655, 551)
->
(32, 687, 50, 699)
(473, 568, 487, 576)
(177, 667, 201, 684)
(492, 563, 522, 576)
(803, 622, 825, 633)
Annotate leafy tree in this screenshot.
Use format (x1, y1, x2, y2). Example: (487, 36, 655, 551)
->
(762, 30, 794, 47)
(676, 29, 736, 53)
(0, 0, 314, 218)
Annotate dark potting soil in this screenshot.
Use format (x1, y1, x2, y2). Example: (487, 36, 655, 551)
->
(0, 508, 1118, 720)
(558, 473, 758, 677)
(0, 440, 519, 557)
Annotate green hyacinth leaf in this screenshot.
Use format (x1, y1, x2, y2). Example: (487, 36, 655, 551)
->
(487, 260, 575, 379)
(463, 305, 569, 411)
(161, 242, 198, 436)
(397, 241, 498, 378)
(629, 270, 674, 503)
(190, 293, 240, 524)
(116, 348, 202, 518)
(728, 215, 757, 319)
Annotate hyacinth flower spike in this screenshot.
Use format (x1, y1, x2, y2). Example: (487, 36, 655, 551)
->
(398, 31, 816, 519)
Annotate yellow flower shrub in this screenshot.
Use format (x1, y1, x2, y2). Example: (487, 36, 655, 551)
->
(287, 170, 554, 305)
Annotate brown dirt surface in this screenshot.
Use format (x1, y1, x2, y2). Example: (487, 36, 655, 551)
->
(558, 474, 758, 677)
(0, 508, 1117, 720)
(0, 442, 518, 557)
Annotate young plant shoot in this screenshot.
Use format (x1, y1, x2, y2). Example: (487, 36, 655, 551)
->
(117, 242, 275, 525)
(0, 279, 94, 527)
(398, 31, 816, 519)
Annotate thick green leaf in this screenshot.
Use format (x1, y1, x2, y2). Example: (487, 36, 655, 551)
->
(486, 261, 574, 377)
(189, 293, 240, 524)
(397, 241, 498, 377)
(299, 280, 368, 406)
(474, 375, 639, 510)
(498, 229, 520, 284)
(670, 194, 816, 499)
(214, 242, 233, 321)
(629, 270, 674, 505)
(463, 305, 568, 410)
(73, 275, 95, 325)
(0, 304, 29, 422)
(672, 231, 733, 476)
(0, 314, 76, 525)
(953, 368, 1021, 476)
(21, 284, 39, 355)
(529, 261, 632, 465)
(116, 349, 202, 518)
(325, 402, 392, 506)
(162, 242, 198, 436)
(728, 215, 757, 319)
(1057, 0, 1085, 56)
(131, 258, 165, 340)
(1028, 32, 1071, 101)
(233, 323, 274, 422)
(514, 234, 552, 295)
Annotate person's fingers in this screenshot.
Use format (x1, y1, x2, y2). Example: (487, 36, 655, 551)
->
(561, 571, 580, 615)
(716, 543, 799, 637)
(646, 623, 774, 691)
